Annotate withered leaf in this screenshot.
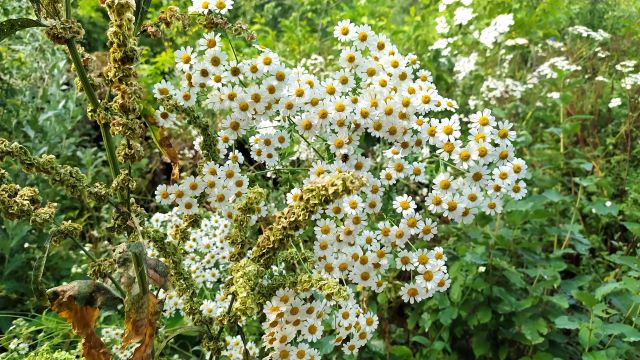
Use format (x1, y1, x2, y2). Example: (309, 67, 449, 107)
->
(146, 119, 180, 183)
(145, 256, 169, 289)
(48, 280, 121, 360)
(122, 293, 159, 360)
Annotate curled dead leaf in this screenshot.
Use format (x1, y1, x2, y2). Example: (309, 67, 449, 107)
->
(48, 280, 121, 360)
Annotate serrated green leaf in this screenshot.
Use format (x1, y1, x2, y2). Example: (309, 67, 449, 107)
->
(0, 18, 46, 42)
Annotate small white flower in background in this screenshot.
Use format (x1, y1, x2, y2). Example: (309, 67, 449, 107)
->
(615, 60, 637, 73)
(608, 97, 622, 108)
(431, 37, 453, 50)
(435, 16, 450, 34)
(567, 25, 610, 41)
(454, 52, 477, 80)
(621, 73, 640, 89)
(605, 201, 612, 207)
(547, 92, 560, 99)
(478, 266, 486, 273)
(478, 14, 514, 48)
(528, 57, 581, 85)
(595, 76, 609, 82)
(505, 38, 529, 46)
(453, 7, 475, 26)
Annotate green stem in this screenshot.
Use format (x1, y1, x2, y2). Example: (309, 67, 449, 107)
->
(64, 0, 71, 19)
(65, 39, 119, 181)
(560, 185, 583, 250)
(131, 249, 148, 296)
(130, 214, 149, 296)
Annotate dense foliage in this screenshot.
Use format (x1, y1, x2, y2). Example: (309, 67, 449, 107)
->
(1, 0, 639, 359)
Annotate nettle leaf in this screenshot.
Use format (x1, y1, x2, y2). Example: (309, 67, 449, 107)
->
(0, 18, 46, 42)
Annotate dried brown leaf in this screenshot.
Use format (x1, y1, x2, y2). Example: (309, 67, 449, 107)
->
(48, 281, 117, 360)
(122, 293, 159, 360)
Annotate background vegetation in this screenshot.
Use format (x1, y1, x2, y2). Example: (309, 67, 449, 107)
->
(1, 0, 639, 359)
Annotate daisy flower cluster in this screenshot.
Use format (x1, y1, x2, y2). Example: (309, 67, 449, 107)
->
(262, 288, 378, 358)
(153, 156, 258, 219)
(151, 12, 528, 357)
(148, 210, 235, 318)
(221, 335, 259, 359)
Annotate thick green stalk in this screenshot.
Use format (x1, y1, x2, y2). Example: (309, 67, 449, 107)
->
(65, 40, 120, 181)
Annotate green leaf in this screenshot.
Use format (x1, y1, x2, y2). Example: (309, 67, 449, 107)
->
(622, 222, 640, 237)
(554, 315, 579, 329)
(390, 345, 414, 360)
(314, 335, 335, 355)
(477, 305, 492, 324)
(28, 0, 42, 20)
(603, 323, 640, 342)
(0, 18, 46, 42)
(546, 294, 569, 309)
(542, 189, 565, 202)
(573, 290, 598, 308)
(595, 282, 623, 300)
(410, 335, 429, 346)
(607, 255, 640, 271)
(472, 332, 490, 357)
(439, 307, 458, 326)
(589, 200, 619, 216)
(520, 317, 548, 344)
